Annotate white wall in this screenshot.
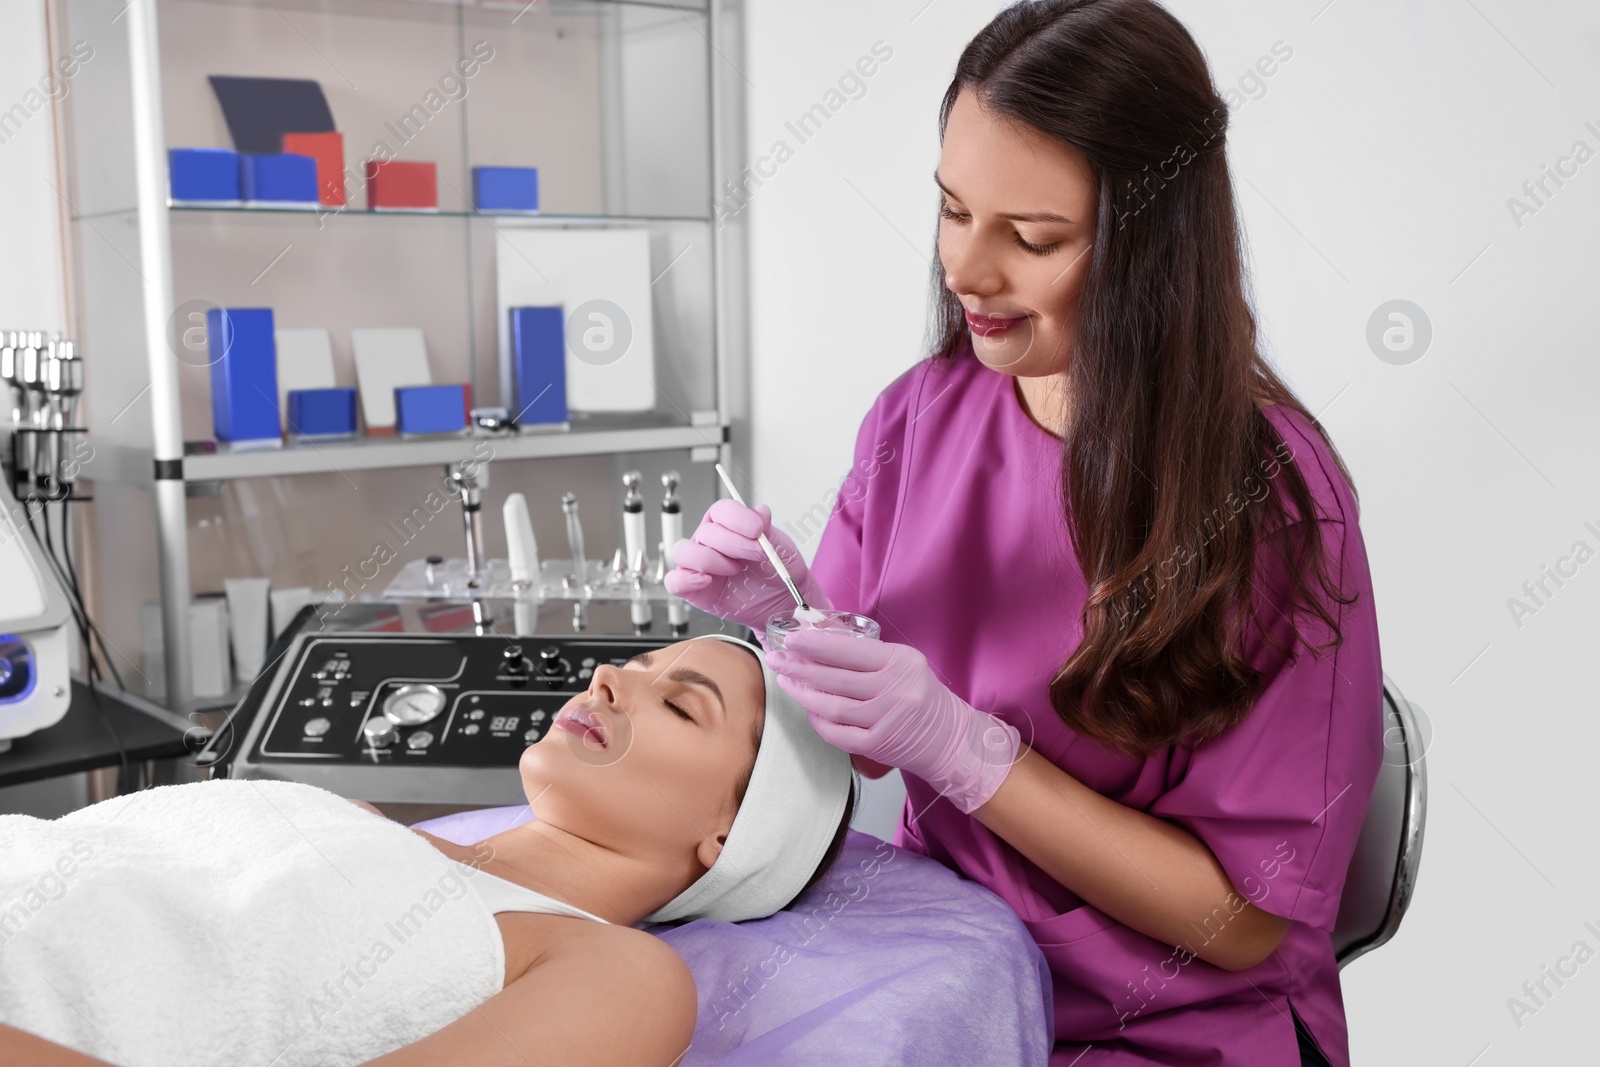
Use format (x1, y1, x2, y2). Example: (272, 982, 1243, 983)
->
(744, 0, 1600, 1064)
(0, 0, 67, 334)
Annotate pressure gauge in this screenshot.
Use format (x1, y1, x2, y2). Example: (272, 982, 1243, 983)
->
(382, 683, 447, 726)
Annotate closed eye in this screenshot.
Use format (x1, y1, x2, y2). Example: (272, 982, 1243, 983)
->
(941, 197, 1063, 257)
(1015, 234, 1060, 256)
(664, 698, 695, 723)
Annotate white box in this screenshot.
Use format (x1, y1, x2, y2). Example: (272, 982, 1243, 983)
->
(274, 328, 338, 431)
(352, 327, 432, 431)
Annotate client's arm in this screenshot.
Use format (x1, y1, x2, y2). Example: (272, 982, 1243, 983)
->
(2, 927, 697, 1067)
(0, 1022, 117, 1066)
(363, 925, 696, 1066)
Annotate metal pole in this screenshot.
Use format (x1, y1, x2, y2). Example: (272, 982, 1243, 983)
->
(126, 0, 193, 707)
(708, 0, 748, 482)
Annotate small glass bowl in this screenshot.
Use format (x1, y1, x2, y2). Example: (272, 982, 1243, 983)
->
(765, 609, 881, 651)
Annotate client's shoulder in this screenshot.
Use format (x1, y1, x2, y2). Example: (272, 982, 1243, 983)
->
(511, 921, 696, 1060)
(505, 911, 685, 980)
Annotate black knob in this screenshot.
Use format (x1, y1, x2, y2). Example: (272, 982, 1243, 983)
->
(502, 645, 529, 675)
(535, 645, 569, 687)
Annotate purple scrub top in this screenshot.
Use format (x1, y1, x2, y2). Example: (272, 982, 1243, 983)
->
(808, 351, 1383, 1066)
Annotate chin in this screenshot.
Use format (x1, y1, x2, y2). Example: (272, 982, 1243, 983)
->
(517, 743, 554, 796)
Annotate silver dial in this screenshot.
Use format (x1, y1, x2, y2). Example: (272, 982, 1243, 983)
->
(383, 683, 447, 726)
(363, 717, 398, 748)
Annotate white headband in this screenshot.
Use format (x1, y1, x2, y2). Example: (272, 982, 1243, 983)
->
(642, 633, 853, 924)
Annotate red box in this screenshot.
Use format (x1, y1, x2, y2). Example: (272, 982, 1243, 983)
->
(364, 160, 437, 211)
(281, 131, 345, 206)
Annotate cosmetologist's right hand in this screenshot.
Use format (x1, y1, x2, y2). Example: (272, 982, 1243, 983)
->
(663, 499, 832, 635)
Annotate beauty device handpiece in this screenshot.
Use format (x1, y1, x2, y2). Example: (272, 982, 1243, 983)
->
(13, 332, 45, 492)
(503, 492, 540, 591)
(447, 460, 487, 586)
(620, 471, 651, 630)
(622, 470, 646, 576)
(41, 338, 83, 498)
(662, 471, 688, 633)
(561, 492, 587, 593)
(660, 470, 684, 564)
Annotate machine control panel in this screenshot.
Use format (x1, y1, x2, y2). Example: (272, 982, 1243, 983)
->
(217, 630, 736, 804)
(247, 634, 670, 767)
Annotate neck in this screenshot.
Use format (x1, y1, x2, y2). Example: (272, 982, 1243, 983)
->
(1014, 373, 1072, 437)
(413, 820, 698, 927)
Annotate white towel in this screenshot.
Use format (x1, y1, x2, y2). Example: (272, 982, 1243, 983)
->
(0, 778, 503, 1066)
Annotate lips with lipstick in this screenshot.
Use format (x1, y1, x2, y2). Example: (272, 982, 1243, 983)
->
(554, 703, 609, 748)
(965, 309, 1029, 336)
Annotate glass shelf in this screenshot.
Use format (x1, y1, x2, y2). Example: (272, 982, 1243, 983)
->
(68, 203, 712, 225)
(172, 203, 712, 224)
(82, 415, 726, 483)
(174, 0, 709, 24)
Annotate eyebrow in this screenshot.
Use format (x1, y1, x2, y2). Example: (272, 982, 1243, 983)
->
(624, 651, 726, 721)
(933, 171, 1075, 225)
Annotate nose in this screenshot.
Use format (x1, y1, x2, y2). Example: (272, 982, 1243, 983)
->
(588, 663, 630, 712)
(589, 664, 619, 706)
(940, 222, 1002, 302)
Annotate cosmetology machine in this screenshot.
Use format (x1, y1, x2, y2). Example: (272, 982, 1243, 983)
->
(0, 483, 73, 752)
(0, 331, 88, 752)
(200, 464, 729, 801)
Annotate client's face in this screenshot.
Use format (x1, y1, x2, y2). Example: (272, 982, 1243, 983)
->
(518, 639, 765, 877)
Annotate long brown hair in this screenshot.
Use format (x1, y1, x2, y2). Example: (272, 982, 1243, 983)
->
(929, 0, 1358, 758)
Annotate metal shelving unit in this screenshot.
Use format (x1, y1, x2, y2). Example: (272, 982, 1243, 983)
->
(52, 0, 749, 709)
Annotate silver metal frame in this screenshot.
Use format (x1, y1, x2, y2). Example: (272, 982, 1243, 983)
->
(126, 0, 193, 706)
(709, 0, 747, 479)
(1335, 671, 1428, 968)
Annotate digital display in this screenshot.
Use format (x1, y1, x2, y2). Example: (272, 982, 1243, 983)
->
(490, 715, 520, 732)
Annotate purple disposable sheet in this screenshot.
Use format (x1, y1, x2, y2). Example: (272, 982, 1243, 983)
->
(413, 806, 1055, 1066)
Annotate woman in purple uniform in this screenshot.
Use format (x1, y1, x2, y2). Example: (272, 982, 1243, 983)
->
(668, 2, 1382, 1063)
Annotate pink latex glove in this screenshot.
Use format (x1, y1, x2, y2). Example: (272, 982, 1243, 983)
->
(768, 630, 1023, 815)
(662, 498, 833, 636)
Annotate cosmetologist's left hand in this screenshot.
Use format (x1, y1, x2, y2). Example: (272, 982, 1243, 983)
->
(768, 631, 1023, 815)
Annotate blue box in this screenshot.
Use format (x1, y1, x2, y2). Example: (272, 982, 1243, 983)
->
(287, 388, 358, 438)
(473, 166, 539, 211)
(240, 153, 319, 205)
(207, 308, 280, 443)
(169, 148, 240, 202)
(509, 306, 568, 426)
(395, 384, 467, 436)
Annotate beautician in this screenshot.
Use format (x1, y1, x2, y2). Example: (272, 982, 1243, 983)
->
(665, 2, 1383, 1065)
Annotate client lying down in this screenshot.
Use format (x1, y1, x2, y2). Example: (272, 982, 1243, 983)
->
(0, 634, 856, 1066)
